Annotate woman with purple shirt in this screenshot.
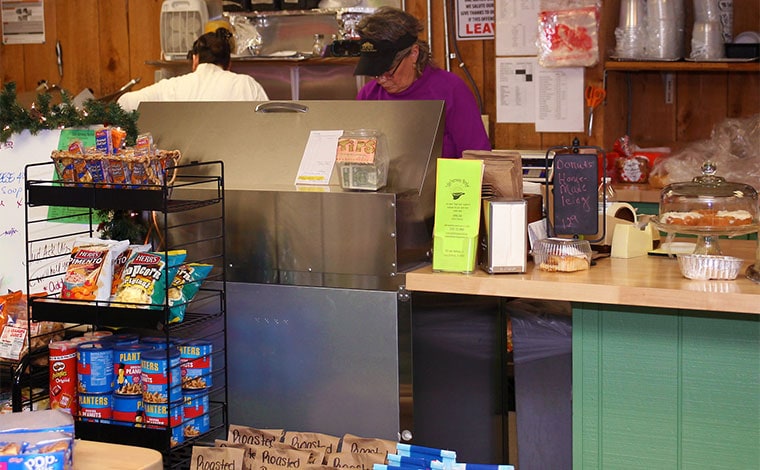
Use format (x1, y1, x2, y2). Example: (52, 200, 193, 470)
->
(353, 7, 491, 159)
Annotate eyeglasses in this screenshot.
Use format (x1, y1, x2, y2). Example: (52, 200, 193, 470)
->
(376, 49, 411, 79)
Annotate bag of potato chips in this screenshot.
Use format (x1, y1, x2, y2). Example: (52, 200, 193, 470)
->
(61, 238, 129, 302)
(168, 263, 213, 323)
(111, 250, 186, 309)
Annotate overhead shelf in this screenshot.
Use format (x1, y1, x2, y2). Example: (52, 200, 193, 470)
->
(605, 60, 760, 73)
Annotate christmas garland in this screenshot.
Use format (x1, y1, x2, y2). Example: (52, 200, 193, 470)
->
(0, 82, 147, 243)
(0, 82, 139, 145)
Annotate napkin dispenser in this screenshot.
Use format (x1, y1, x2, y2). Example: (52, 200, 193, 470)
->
(480, 199, 528, 273)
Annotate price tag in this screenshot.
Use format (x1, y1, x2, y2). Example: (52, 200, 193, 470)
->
(0, 325, 28, 361)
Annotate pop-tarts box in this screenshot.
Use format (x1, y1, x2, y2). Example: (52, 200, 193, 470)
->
(0, 410, 74, 469)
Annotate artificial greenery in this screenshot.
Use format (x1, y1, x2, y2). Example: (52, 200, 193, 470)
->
(97, 209, 150, 244)
(1, 81, 147, 243)
(0, 82, 139, 145)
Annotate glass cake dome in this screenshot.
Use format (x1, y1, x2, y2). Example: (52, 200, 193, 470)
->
(652, 161, 759, 255)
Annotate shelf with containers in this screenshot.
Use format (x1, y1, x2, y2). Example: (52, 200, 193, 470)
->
(23, 160, 227, 469)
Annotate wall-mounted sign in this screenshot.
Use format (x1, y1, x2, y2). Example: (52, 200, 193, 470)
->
(1, 0, 45, 45)
(456, 0, 494, 40)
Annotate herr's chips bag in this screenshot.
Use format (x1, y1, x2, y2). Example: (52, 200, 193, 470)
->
(111, 244, 152, 296)
(167, 263, 213, 323)
(111, 250, 186, 308)
(61, 238, 129, 301)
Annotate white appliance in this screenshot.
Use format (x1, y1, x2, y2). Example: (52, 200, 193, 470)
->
(160, 0, 209, 60)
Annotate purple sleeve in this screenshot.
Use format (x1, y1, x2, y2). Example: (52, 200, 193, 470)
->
(444, 79, 491, 158)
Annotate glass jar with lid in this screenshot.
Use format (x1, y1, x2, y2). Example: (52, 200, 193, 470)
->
(335, 129, 389, 191)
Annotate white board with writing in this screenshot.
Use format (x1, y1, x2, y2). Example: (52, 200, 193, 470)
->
(0, 130, 87, 294)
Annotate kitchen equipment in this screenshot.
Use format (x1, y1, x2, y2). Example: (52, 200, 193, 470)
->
(160, 0, 209, 60)
(135, 99, 443, 443)
(651, 161, 759, 255)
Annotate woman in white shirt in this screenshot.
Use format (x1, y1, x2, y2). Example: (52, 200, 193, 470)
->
(118, 28, 268, 111)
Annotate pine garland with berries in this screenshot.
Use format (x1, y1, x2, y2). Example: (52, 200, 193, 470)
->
(0, 82, 139, 145)
(0, 82, 148, 244)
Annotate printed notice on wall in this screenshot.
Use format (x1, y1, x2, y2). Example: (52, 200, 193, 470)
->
(495, 0, 539, 56)
(496, 57, 536, 123)
(534, 66, 584, 133)
(1, 0, 45, 44)
(456, 0, 495, 40)
(496, 59, 584, 132)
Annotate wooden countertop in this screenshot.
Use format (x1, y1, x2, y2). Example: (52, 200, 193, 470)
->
(74, 439, 163, 469)
(405, 239, 760, 315)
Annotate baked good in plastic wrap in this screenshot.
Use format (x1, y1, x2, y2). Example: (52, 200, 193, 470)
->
(649, 114, 760, 192)
(51, 148, 181, 189)
(531, 238, 592, 272)
(537, 1, 600, 67)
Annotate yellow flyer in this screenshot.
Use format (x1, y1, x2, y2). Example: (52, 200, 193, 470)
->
(432, 158, 484, 273)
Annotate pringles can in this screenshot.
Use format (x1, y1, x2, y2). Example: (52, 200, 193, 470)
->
(49, 340, 77, 415)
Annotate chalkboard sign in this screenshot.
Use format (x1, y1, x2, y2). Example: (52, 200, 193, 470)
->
(551, 153, 599, 236)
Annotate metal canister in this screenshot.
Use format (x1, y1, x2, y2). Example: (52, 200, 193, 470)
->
(49, 340, 77, 415)
(77, 341, 114, 394)
(182, 388, 209, 419)
(178, 340, 213, 390)
(107, 333, 140, 347)
(140, 336, 174, 350)
(113, 343, 151, 395)
(112, 393, 144, 427)
(83, 330, 113, 340)
(182, 388, 210, 440)
(144, 400, 184, 447)
(141, 347, 182, 404)
(78, 392, 112, 423)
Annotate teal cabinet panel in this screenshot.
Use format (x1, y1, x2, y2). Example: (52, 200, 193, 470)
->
(573, 304, 760, 470)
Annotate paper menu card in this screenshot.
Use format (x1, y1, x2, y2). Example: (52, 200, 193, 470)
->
(432, 158, 485, 273)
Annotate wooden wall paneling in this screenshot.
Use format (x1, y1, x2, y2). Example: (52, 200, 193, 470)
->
(676, 73, 728, 144)
(727, 72, 759, 119)
(97, 0, 131, 98)
(0, 38, 27, 88)
(54, 0, 101, 97)
(450, 38, 487, 113)
(482, 37, 495, 137)
(627, 71, 677, 148)
(125, 0, 163, 91)
(602, 71, 629, 149)
(19, 0, 58, 92)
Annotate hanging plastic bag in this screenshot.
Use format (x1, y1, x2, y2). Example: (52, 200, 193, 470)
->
(537, 4, 600, 67)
